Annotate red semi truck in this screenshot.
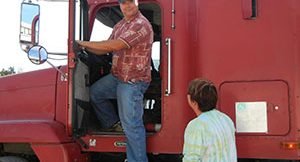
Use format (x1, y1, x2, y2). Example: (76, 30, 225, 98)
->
(0, 0, 299, 161)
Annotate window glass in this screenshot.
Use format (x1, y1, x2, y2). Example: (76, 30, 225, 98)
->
(152, 41, 160, 71)
(90, 20, 113, 41)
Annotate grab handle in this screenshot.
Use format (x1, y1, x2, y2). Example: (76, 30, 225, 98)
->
(165, 38, 172, 96)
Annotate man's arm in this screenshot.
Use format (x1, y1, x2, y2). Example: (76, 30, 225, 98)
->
(76, 39, 128, 55)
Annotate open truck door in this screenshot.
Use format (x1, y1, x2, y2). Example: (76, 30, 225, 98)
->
(70, 0, 163, 138)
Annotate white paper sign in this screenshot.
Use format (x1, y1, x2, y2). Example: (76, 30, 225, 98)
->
(235, 101, 268, 133)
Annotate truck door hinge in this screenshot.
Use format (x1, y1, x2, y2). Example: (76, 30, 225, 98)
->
(171, 0, 176, 30)
(61, 73, 68, 82)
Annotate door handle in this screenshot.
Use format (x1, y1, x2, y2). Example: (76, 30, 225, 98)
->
(165, 37, 172, 96)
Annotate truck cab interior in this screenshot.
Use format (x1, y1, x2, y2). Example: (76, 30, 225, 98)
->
(73, 2, 162, 136)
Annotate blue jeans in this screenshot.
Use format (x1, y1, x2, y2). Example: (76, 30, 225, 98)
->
(90, 74, 149, 162)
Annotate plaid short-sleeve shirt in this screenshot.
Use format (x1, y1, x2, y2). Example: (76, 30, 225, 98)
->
(109, 11, 154, 83)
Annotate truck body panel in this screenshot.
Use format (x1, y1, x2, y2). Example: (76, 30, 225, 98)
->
(0, 68, 71, 143)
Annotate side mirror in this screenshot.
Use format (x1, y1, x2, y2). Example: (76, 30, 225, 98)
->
(28, 45, 48, 65)
(20, 2, 40, 52)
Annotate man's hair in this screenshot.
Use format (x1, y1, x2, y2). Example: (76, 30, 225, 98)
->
(187, 78, 218, 112)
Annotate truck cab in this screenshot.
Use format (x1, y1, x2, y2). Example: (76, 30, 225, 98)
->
(0, 0, 299, 161)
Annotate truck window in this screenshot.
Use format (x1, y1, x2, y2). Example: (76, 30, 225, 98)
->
(90, 19, 112, 41)
(152, 41, 160, 71)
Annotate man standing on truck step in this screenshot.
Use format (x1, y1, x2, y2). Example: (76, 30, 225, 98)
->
(76, 0, 153, 161)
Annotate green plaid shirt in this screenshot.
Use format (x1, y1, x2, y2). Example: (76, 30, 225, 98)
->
(183, 109, 237, 162)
